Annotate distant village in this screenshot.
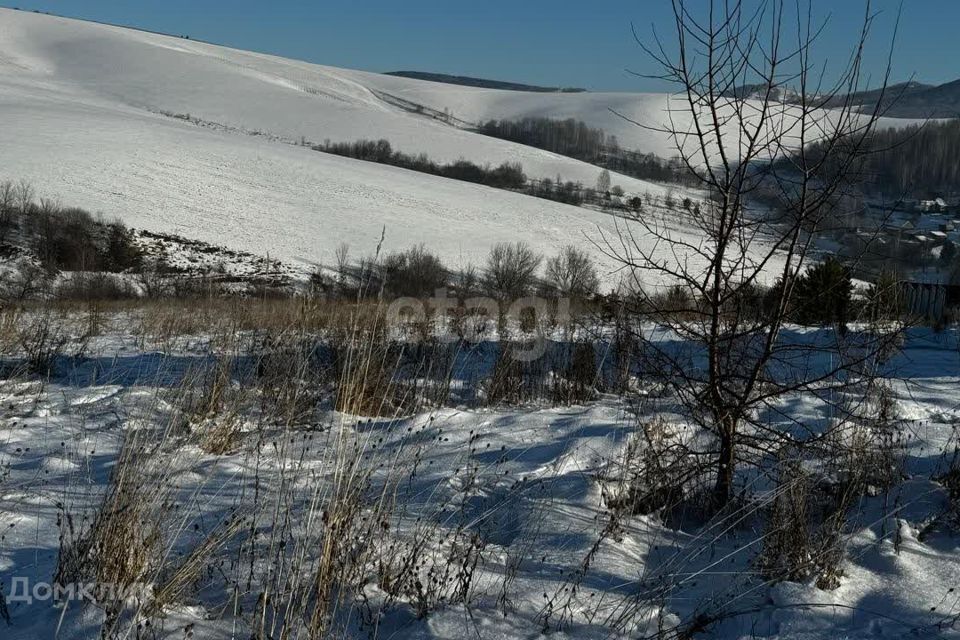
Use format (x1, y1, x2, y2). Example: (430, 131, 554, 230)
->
(832, 196, 960, 278)
(826, 196, 960, 320)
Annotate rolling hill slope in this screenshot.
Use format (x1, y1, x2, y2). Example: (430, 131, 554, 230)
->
(0, 8, 698, 283)
(0, 8, 917, 285)
(0, 8, 677, 188)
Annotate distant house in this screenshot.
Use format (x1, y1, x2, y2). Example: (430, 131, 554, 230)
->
(920, 198, 948, 213)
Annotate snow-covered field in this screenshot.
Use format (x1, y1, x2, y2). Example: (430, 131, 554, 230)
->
(0, 313, 957, 639)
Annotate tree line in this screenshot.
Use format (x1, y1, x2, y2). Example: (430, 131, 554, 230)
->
(316, 138, 636, 209)
(317, 139, 526, 190)
(312, 241, 601, 303)
(804, 119, 960, 196)
(476, 117, 695, 185)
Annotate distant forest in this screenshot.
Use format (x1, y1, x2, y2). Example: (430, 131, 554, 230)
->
(805, 119, 960, 196)
(476, 117, 694, 185)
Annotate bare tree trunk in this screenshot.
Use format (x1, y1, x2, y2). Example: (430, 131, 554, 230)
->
(713, 412, 737, 506)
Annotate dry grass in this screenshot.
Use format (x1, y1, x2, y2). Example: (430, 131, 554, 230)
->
(6, 294, 920, 638)
(54, 427, 175, 628)
(148, 513, 246, 616)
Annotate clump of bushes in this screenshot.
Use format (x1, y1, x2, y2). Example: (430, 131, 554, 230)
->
(1, 180, 143, 274)
(382, 245, 447, 298)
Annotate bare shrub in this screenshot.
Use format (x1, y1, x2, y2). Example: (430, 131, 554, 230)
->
(308, 266, 333, 297)
(451, 262, 479, 300)
(101, 221, 143, 272)
(16, 312, 73, 375)
(30, 201, 96, 270)
(368, 437, 523, 624)
(249, 374, 417, 637)
(333, 309, 403, 416)
(601, 418, 699, 520)
(759, 384, 903, 593)
(148, 514, 245, 616)
(382, 244, 447, 298)
(187, 349, 248, 455)
(0, 258, 53, 303)
(55, 423, 239, 634)
(392, 336, 460, 410)
(0, 307, 21, 356)
(758, 455, 854, 590)
(551, 341, 598, 405)
(55, 272, 138, 301)
(933, 429, 960, 533)
(133, 259, 172, 299)
(254, 336, 331, 425)
(373, 519, 487, 621)
(14, 180, 34, 215)
(334, 241, 351, 294)
(486, 342, 526, 405)
(54, 432, 173, 629)
(850, 381, 905, 493)
(758, 459, 816, 583)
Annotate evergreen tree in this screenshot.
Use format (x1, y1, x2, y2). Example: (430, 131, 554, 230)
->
(792, 258, 853, 330)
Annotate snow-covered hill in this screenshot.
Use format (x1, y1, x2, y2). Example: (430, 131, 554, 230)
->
(0, 8, 686, 170)
(0, 9, 701, 282)
(0, 8, 914, 284)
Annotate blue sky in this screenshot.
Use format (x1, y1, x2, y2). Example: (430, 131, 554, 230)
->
(2, 1, 955, 91)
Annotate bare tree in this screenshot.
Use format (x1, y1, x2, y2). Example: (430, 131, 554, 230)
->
(484, 242, 543, 300)
(545, 245, 600, 299)
(14, 180, 34, 215)
(601, 0, 904, 508)
(0, 181, 15, 240)
(596, 169, 612, 195)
